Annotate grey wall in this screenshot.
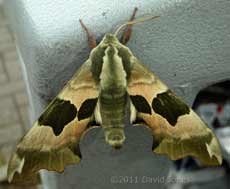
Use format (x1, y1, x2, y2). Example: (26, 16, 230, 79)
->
(4, 0, 230, 189)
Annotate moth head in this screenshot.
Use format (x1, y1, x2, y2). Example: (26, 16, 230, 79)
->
(99, 34, 120, 47)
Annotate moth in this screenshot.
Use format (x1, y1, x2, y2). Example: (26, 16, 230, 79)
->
(8, 8, 222, 182)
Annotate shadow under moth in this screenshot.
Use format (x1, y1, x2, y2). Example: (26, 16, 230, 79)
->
(8, 8, 222, 182)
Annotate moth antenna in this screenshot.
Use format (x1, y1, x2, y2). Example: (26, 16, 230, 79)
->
(114, 15, 160, 37)
(120, 7, 138, 44)
(79, 19, 97, 49)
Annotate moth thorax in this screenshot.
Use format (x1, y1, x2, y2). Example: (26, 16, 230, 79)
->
(99, 46, 127, 90)
(104, 127, 125, 149)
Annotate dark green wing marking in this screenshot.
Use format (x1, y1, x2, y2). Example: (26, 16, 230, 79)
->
(152, 90, 190, 126)
(130, 95, 151, 114)
(38, 98, 77, 135)
(78, 98, 98, 121)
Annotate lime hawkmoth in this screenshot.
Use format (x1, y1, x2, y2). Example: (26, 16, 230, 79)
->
(8, 8, 222, 182)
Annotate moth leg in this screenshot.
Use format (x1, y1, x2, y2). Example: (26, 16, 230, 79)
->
(120, 7, 138, 44)
(79, 19, 97, 49)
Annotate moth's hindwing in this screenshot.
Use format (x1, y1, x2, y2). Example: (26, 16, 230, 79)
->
(7, 60, 99, 182)
(128, 58, 222, 166)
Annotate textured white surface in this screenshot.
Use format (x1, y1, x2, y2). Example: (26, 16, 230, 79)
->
(4, 0, 230, 188)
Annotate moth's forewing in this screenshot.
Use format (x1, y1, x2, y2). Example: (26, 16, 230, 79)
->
(128, 59, 222, 166)
(7, 60, 99, 182)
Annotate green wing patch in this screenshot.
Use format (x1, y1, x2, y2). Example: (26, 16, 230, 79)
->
(78, 98, 98, 121)
(130, 95, 151, 114)
(151, 90, 190, 126)
(38, 98, 77, 135)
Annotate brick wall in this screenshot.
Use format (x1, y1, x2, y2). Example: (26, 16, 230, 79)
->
(0, 4, 29, 183)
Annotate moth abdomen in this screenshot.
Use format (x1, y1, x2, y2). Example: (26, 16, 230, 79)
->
(99, 90, 127, 148)
(104, 127, 126, 149)
(100, 103, 126, 126)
